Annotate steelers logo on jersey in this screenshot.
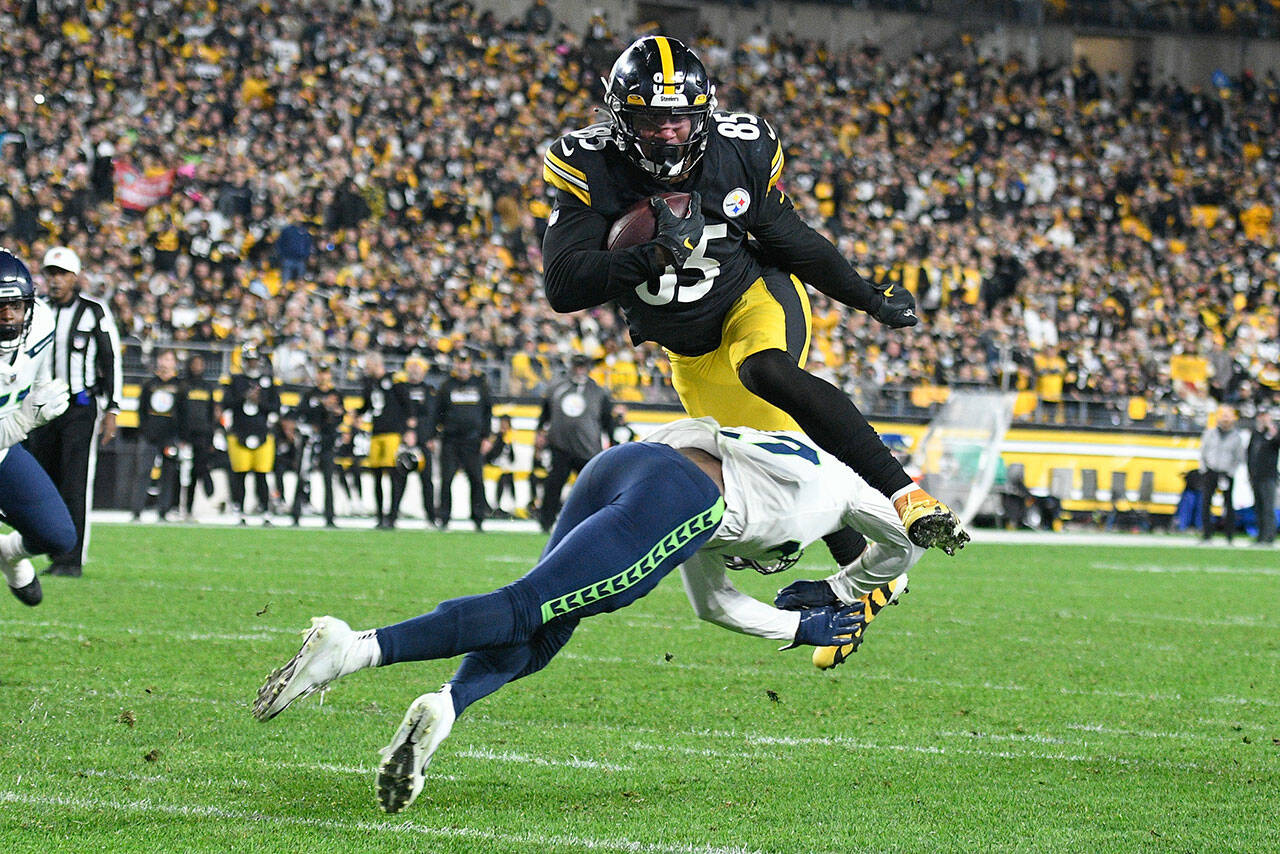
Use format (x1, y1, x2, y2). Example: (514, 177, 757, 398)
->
(722, 188, 751, 218)
(149, 389, 176, 414)
(560, 391, 587, 418)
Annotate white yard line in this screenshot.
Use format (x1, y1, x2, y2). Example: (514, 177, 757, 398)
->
(1089, 562, 1280, 577)
(0, 791, 763, 854)
(627, 738, 1211, 772)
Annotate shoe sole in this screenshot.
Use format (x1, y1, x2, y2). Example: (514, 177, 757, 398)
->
(376, 694, 451, 814)
(253, 618, 335, 721)
(906, 510, 971, 555)
(8, 578, 42, 607)
(813, 576, 909, 670)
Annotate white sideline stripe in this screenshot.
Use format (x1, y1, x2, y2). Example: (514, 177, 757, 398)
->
(454, 746, 630, 771)
(0, 791, 762, 854)
(628, 738, 1209, 772)
(0, 618, 278, 643)
(78, 768, 256, 788)
(1089, 562, 1280, 577)
(91, 577, 377, 601)
(0, 616, 301, 641)
(1065, 723, 1264, 741)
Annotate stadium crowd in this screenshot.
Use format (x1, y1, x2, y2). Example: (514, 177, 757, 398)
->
(1, 0, 1278, 426)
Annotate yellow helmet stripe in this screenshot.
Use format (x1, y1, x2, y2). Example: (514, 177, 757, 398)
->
(655, 37, 676, 95)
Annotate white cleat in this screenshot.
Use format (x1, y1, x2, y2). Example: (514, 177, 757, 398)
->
(376, 688, 456, 813)
(253, 616, 358, 721)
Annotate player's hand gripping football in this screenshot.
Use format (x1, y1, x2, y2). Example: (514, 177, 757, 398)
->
(870, 280, 919, 328)
(22, 378, 70, 428)
(780, 603, 866, 649)
(650, 191, 704, 267)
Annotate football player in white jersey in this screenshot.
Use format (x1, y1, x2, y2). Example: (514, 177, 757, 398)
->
(253, 416, 925, 813)
(0, 249, 77, 606)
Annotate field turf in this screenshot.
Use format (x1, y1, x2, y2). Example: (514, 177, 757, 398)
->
(0, 524, 1276, 853)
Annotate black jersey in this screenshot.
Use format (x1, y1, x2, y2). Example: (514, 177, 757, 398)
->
(542, 112, 880, 356)
(223, 372, 281, 442)
(138, 374, 183, 445)
(360, 374, 412, 434)
(404, 380, 438, 446)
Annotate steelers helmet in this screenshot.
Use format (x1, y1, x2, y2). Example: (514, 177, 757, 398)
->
(0, 248, 35, 352)
(603, 36, 717, 181)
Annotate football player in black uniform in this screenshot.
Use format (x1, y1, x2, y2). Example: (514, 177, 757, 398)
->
(359, 352, 414, 529)
(541, 35, 967, 556)
(223, 344, 280, 525)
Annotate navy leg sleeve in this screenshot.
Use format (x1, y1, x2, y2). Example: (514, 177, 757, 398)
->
(374, 443, 723, 705)
(0, 445, 77, 557)
(447, 617, 579, 716)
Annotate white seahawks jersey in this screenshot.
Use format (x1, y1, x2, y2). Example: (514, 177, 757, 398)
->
(647, 417, 920, 643)
(0, 301, 56, 462)
(644, 417, 871, 561)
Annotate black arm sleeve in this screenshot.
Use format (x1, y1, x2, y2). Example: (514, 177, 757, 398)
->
(749, 188, 883, 314)
(541, 198, 668, 313)
(536, 394, 552, 432)
(598, 391, 613, 437)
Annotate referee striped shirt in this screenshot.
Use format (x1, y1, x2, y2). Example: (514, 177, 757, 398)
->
(45, 293, 123, 412)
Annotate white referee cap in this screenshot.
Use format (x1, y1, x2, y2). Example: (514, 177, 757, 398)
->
(42, 246, 81, 275)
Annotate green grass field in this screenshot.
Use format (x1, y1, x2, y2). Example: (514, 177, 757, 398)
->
(0, 525, 1276, 853)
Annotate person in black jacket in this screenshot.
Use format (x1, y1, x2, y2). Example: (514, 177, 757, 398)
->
(1247, 409, 1279, 546)
(402, 355, 439, 526)
(291, 362, 346, 527)
(131, 349, 182, 521)
(535, 354, 613, 532)
(177, 353, 218, 520)
(429, 351, 492, 531)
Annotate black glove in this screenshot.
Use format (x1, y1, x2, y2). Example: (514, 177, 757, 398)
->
(870, 280, 918, 328)
(650, 191, 704, 268)
(781, 604, 865, 649)
(774, 579, 841, 611)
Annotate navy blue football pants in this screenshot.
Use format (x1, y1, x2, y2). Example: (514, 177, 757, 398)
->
(375, 442, 724, 716)
(0, 444, 77, 558)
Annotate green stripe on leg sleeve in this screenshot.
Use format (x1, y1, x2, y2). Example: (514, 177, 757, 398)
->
(539, 497, 725, 623)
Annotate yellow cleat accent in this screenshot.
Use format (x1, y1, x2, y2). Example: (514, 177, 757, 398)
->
(893, 489, 970, 555)
(812, 573, 908, 670)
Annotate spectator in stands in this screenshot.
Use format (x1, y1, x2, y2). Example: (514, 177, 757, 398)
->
(275, 211, 315, 285)
(0, 0, 1277, 444)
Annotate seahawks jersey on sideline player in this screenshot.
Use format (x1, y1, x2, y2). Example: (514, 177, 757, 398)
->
(541, 35, 968, 556)
(0, 249, 77, 605)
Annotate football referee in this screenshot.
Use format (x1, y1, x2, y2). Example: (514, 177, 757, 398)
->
(25, 247, 122, 577)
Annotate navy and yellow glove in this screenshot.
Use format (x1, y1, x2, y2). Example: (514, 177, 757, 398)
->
(781, 604, 866, 650)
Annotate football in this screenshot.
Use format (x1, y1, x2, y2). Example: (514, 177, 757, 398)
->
(605, 192, 693, 250)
